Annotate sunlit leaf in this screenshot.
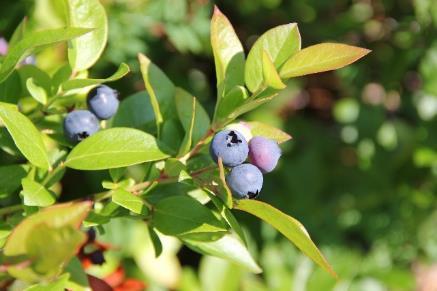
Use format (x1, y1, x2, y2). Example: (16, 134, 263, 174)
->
(280, 43, 370, 78)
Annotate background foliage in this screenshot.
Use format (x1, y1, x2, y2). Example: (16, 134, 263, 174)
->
(0, 0, 437, 290)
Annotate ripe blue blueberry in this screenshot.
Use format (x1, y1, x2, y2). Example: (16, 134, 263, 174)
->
(63, 110, 100, 143)
(226, 163, 263, 199)
(87, 85, 119, 120)
(210, 130, 249, 167)
(249, 136, 281, 173)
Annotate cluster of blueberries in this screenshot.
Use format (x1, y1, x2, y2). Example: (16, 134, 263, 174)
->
(63, 85, 119, 144)
(210, 129, 281, 199)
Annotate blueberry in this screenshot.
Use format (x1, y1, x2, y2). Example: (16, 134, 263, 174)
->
(210, 130, 249, 167)
(226, 163, 263, 199)
(89, 250, 105, 265)
(249, 136, 281, 173)
(63, 110, 100, 144)
(87, 85, 119, 120)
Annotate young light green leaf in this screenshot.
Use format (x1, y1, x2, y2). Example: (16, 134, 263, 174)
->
(26, 78, 47, 104)
(211, 6, 245, 100)
(153, 195, 227, 237)
(234, 199, 337, 278)
(262, 50, 286, 89)
(245, 23, 300, 92)
(4, 201, 91, 256)
(25, 273, 71, 291)
(0, 103, 50, 169)
(0, 27, 93, 82)
(138, 53, 176, 136)
(65, 127, 169, 170)
(9, 17, 28, 48)
(61, 63, 130, 91)
(66, 0, 108, 71)
(21, 177, 56, 207)
(0, 164, 28, 199)
(112, 188, 148, 215)
(184, 234, 262, 273)
(26, 224, 86, 275)
(246, 121, 291, 143)
(175, 88, 210, 155)
(280, 43, 371, 78)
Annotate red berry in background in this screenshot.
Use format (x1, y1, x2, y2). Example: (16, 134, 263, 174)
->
(249, 136, 281, 173)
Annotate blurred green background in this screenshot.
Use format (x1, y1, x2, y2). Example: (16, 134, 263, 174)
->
(2, 0, 437, 290)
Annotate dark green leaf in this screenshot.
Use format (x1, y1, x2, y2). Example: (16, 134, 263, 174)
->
(153, 195, 227, 237)
(65, 128, 169, 170)
(148, 226, 163, 258)
(0, 164, 28, 199)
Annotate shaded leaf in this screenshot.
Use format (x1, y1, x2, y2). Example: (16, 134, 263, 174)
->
(65, 128, 169, 170)
(280, 43, 370, 78)
(245, 23, 300, 92)
(214, 86, 248, 125)
(185, 234, 261, 273)
(218, 157, 233, 208)
(234, 199, 337, 278)
(0, 27, 93, 82)
(148, 226, 163, 258)
(66, 0, 108, 71)
(0, 164, 28, 199)
(0, 103, 50, 169)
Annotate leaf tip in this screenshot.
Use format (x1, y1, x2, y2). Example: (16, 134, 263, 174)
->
(213, 5, 223, 16)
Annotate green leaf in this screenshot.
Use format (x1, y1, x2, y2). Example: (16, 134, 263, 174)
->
(66, 0, 108, 71)
(246, 121, 292, 143)
(0, 164, 28, 199)
(112, 188, 148, 215)
(0, 27, 93, 82)
(153, 195, 227, 237)
(4, 201, 91, 256)
(245, 23, 300, 93)
(9, 17, 28, 48)
(148, 226, 163, 258)
(214, 86, 249, 124)
(26, 224, 86, 275)
(61, 63, 130, 91)
(184, 234, 261, 273)
(65, 127, 169, 170)
(25, 273, 70, 291)
(279, 43, 371, 78)
(234, 199, 337, 278)
(19, 65, 53, 97)
(262, 50, 286, 89)
(26, 78, 48, 105)
(138, 53, 176, 136)
(218, 158, 233, 208)
(20, 177, 56, 207)
(175, 88, 210, 155)
(64, 257, 90, 291)
(0, 103, 50, 169)
(112, 91, 156, 131)
(210, 6, 245, 100)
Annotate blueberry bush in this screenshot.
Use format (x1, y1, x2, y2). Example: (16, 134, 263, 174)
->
(0, 1, 372, 289)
